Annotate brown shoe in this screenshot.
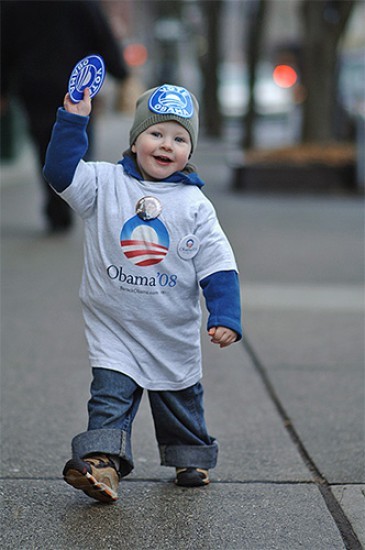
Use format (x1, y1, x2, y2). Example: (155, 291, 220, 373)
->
(63, 454, 119, 503)
(175, 468, 210, 487)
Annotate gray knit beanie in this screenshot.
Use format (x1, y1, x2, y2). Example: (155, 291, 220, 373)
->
(129, 84, 199, 153)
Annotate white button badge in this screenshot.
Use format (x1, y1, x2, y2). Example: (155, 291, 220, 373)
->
(177, 234, 200, 260)
(135, 197, 162, 221)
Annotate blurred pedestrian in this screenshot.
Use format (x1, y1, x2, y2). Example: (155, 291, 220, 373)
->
(1, 0, 128, 232)
(43, 83, 242, 502)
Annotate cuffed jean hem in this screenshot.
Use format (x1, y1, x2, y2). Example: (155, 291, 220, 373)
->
(159, 439, 219, 469)
(71, 428, 134, 478)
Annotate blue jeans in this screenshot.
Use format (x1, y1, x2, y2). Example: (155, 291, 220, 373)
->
(71, 368, 218, 477)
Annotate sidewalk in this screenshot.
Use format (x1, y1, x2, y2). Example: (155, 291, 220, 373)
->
(1, 114, 364, 549)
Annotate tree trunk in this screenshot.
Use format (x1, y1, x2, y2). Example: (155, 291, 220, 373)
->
(243, 0, 268, 150)
(199, 0, 223, 137)
(301, 0, 355, 143)
(153, 0, 183, 85)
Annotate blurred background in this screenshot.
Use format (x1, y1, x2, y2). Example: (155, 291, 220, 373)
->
(1, 0, 364, 196)
(1, 6, 364, 546)
(103, 0, 364, 147)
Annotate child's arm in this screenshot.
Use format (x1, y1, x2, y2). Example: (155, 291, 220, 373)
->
(43, 89, 92, 193)
(200, 269, 242, 349)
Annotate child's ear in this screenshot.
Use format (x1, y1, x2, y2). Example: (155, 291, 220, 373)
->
(131, 144, 136, 153)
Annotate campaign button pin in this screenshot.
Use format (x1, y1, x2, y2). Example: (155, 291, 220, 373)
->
(68, 54, 105, 103)
(135, 196, 162, 221)
(177, 234, 200, 260)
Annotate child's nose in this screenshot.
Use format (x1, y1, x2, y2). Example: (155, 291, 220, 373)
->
(161, 137, 173, 150)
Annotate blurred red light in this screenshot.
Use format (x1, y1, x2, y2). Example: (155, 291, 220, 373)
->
(273, 65, 298, 88)
(123, 44, 148, 67)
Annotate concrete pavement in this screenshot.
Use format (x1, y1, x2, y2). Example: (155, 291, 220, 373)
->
(1, 113, 364, 549)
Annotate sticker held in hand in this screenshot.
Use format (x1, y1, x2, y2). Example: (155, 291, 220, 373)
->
(68, 54, 105, 103)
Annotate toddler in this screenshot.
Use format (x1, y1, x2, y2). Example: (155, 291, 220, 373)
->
(44, 83, 242, 503)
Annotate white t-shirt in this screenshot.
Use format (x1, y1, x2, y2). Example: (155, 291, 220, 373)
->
(61, 160, 238, 390)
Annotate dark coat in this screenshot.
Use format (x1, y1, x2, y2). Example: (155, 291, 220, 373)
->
(1, 0, 128, 112)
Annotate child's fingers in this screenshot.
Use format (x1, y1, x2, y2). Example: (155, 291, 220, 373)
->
(63, 92, 70, 106)
(209, 326, 236, 347)
(209, 326, 226, 341)
(63, 88, 92, 116)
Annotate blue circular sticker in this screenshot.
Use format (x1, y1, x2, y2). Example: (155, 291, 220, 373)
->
(68, 54, 105, 103)
(148, 84, 194, 119)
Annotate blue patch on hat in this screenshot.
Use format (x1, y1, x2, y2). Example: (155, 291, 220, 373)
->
(148, 84, 194, 119)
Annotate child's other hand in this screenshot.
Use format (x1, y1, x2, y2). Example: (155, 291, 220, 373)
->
(63, 88, 92, 117)
(208, 327, 237, 348)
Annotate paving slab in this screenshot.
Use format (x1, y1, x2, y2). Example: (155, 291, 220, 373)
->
(1, 481, 345, 550)
(242, 309, 364, 484)
(200, 332, 311, 483)
(201, 187, 364, 490)
(201, 193, 364, 287)
(243, 308, 364, 369)
(331, 485, 365, 548)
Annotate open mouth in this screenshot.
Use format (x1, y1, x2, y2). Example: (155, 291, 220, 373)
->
(154, 155, 172, 164)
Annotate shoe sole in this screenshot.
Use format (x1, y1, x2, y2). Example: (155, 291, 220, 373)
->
(175, 473, 210, 487)
(176, 478, 210, 487)
(64, 467, 118, 503)
(175, 481, 210, 487)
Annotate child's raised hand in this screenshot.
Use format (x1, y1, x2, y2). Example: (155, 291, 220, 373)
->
(63, 88, 92, 117)
(208, 327, 237, 348)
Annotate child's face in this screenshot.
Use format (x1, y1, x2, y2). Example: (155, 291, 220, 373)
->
(131, 121, 192, 181)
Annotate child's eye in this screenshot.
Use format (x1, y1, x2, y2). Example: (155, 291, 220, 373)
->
(151, 131, 161, 138)
(175, 136, 186, 143)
